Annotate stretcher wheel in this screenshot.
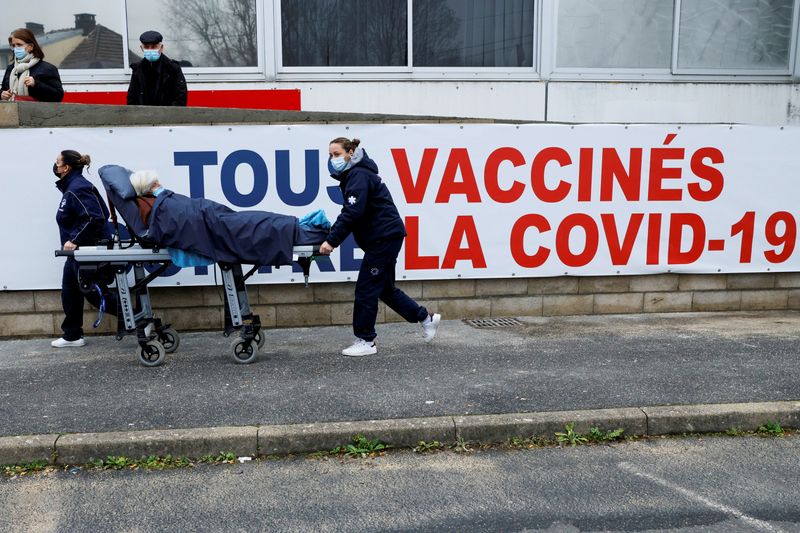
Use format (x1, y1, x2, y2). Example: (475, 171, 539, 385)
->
(137, 340, 166, 367)
(230, 338, 258, 364)
(159, 327, 180, 354)
(253, 331, 266, 350)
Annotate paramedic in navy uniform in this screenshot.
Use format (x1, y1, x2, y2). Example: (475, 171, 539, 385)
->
(51, 150, 113, 348)
(319, 137, 441, 357)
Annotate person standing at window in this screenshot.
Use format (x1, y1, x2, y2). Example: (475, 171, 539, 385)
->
(319, 137, 441, 357)
(1, 28, 64, 102)
(51, 151, 114, 348)
(127, 31, 187, 106)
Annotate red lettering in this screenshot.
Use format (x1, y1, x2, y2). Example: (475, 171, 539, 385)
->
(510, 214, 551, 268)
(578, 148, 593, 202)
(688, 147, 724, 202)
(556, 214, 599, 267)
(391, 148, 438, 204)
(435, 148, 481, 203)
(404, 216, 439, 269)
(667, 213, 706, 264)
(601, 213, 644, 265)
(531, 147, 572, 203)
(647, 213, 662, 265)
(441, 216, 486, 269)
(648, 147, 684, 201)
(484, 147, 526, 203)
(600, 148, 642, 201)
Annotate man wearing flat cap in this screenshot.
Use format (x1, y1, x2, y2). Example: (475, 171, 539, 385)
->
(127, 30, 187, 106)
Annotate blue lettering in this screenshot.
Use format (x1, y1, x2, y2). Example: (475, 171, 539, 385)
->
(275, 150, 319, 206)
(221, 150, 268, 207)
(174, 151, 217, 198)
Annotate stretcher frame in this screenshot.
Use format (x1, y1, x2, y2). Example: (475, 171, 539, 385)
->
(55, 243, 319, 367)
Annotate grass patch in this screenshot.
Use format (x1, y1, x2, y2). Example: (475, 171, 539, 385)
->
(2, 460, 49, 477)
(330, 434, 391, 458)
(413, 440, 446, 454)
(757, 421, 785, 436)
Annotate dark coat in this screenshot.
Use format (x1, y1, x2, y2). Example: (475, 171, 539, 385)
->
(2, 60, 64, 102)
(326, 150, 407, 250)
(147, 191, 298, 265)
(127, 54, 187, 106)
(55, 169, 111, 246)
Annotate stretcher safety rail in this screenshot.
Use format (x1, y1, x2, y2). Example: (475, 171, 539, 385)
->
(54, 244, 321, 366)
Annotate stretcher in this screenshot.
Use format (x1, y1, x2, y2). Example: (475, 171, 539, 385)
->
(54, 165, 323, 367)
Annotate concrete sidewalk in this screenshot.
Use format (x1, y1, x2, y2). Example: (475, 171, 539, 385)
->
(1, 311, 799, 464)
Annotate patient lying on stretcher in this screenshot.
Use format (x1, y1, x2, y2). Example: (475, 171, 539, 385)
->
(128, 170, 330, 267)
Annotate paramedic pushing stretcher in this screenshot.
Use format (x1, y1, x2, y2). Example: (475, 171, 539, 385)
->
(51, 150, 116, 348)
(319, 137, 441, 357)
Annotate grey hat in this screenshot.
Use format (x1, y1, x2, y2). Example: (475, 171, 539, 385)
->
(139, 30, 163, 44)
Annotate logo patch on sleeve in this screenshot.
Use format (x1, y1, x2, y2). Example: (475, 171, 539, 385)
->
(348, 196, 357, 205)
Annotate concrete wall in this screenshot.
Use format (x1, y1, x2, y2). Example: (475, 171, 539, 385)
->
(2, 274, 800, 338)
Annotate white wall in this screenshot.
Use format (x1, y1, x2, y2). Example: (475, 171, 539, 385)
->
(67, 80, 798, 125)
(547, 82, 799, 125)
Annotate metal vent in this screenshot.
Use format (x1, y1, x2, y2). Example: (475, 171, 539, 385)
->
(464, 317, 524, 329)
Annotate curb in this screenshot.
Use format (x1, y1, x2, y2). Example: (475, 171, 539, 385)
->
(2, 400, 799, 467)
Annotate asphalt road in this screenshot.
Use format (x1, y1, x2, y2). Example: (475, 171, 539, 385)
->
(1, 311, 799, 437)
(2, 434, 799, 532)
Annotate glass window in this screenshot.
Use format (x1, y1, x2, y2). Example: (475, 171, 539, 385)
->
(556, 0, 673, 68)
(281, 0, 407, 67)
(414, 0, 535, 67)
(677, 0, 794, 70)
(0, 1, 127, 70)
(126, 0, 259, 68)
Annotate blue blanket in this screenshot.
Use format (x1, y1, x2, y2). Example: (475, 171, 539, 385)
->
(148, 191, 299, 266)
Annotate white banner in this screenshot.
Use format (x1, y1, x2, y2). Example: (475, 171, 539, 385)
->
(1, 123, 798, 290)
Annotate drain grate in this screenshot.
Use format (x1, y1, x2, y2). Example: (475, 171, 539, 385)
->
(464, 317, 524, 329)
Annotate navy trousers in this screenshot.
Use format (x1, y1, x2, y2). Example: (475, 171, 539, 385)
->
(353, 237, 428, 342)
(60, 257, 117, 341)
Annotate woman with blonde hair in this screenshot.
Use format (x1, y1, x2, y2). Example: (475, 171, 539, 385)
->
(1, 28, 63, 102)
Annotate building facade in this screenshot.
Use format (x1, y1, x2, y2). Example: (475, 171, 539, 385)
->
(1, 0, 798, 122)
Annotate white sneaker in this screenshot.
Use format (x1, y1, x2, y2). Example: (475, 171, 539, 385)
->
(51, 337, 86, 348)
(421, 313, 441, 343)
(341, 338, 377, 357)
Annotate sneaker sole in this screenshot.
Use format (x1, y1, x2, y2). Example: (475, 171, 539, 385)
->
(341, 348, 378, 357)
(51, 341, 86, 348)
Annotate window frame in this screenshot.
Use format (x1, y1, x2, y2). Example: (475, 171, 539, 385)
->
(40, 1, 131, 83)
(126, 0, 268, 81)
(546, 0, 799, 81)
(273, 0, 542, 81)
(671, 0, 799, 76)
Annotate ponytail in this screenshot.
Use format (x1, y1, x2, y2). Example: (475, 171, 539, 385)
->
(61, 150, 91, 172)
(329, 137, 361, 153)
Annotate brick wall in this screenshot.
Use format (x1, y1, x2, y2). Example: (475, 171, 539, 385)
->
(2, 273, 799, 338)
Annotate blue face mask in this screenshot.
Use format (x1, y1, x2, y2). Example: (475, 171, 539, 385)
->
(13, 47, 27, 60)
(143, 49, 161, 62)
(330, 156, 347, 173)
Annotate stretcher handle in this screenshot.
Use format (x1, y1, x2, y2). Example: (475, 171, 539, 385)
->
(55, 250, 75, 257)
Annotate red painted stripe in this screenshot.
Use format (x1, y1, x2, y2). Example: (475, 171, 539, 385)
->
(61, 89, 301, 111)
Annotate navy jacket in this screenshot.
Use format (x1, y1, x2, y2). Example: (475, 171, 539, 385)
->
(148, 191, 298, 265)
(326, 149, 406, 250)
(2, 60, 64, 102)
(55, 170, 111, 246)
(127, 54, 187, 106)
